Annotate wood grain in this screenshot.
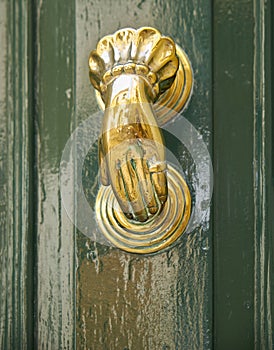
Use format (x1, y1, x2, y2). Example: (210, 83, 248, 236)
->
(34, 0, 76, 348)
(213, 0, 273, 348)
(1, 0, 272, 348)
(0, 0, 34, 348)
(75, 0, 212, 349)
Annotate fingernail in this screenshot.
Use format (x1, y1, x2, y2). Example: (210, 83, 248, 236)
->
(148, 206, 158, 214)
(135, 212, 148, 222)
(159, 195, 167, 204)
(125, 213, 133, 220)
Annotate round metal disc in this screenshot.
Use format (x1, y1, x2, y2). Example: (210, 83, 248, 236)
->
(95, 165, 191, 254)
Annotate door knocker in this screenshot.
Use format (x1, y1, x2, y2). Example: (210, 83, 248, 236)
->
(88, 27, 193, 254)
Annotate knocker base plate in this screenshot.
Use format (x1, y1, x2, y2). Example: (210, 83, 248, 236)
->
(95, 165, 191, 254)
(95, 45, 193, 126)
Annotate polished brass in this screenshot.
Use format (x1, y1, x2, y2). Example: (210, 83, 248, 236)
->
(92, 33, 193, 126)
(96, 165, 191, 254)
(89, 27, 193, 253)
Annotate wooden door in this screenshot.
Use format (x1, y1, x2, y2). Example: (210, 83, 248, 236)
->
(0, 0, 273, 349)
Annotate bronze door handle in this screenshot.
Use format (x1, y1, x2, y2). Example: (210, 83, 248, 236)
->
(89, 27, 193, 253)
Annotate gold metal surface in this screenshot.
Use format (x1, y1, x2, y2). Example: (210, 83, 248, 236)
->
(89, 27, 192, 253)
(96, 165, 191, 254)
(92, 37, 193, 126)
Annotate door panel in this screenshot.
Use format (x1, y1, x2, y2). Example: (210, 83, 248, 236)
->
(0, 1, 34, 348)
(0, 0, 273, 349)
(75, 0, 212, 349)
(213, 0, 273, 348)
(214, 1, 255, 348)
(34, 0, 76, 348)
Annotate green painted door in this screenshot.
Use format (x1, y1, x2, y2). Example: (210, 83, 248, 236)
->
(0, 0, 273, 349)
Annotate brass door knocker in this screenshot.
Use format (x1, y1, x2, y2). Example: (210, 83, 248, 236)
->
(89, 27, 193, 254)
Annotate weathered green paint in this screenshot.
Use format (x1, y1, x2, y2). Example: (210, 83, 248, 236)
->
(213, 0, 273, 348)
(34, 0, 76, 347)
(0, 1, 34, 348)
(75, 0, 212, 348)
(0, 0, 273, 349)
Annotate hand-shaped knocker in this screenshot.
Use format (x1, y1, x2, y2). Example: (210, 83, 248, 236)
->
(88, 27, 193, 253)
(89, 27, 179, 222)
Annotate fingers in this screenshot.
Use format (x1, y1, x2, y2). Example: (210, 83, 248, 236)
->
(120, 158, 148, 222)
(109, 156, 148, 222)
(151, 170, 168, 205)
(117, 156, 167, 221)
(101, 138, 168, 222)
(148, 161, 168, 205)
(134, 158, 158, 215)
(113, 165, 133, 220)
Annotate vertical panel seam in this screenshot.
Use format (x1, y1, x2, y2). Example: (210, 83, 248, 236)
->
(253, 0, 273, 349)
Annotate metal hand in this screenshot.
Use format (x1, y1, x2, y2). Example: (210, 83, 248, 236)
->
(99, 75, 167, 222)
(89, 27, 180, 222)
(88, 27, 193, 252)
